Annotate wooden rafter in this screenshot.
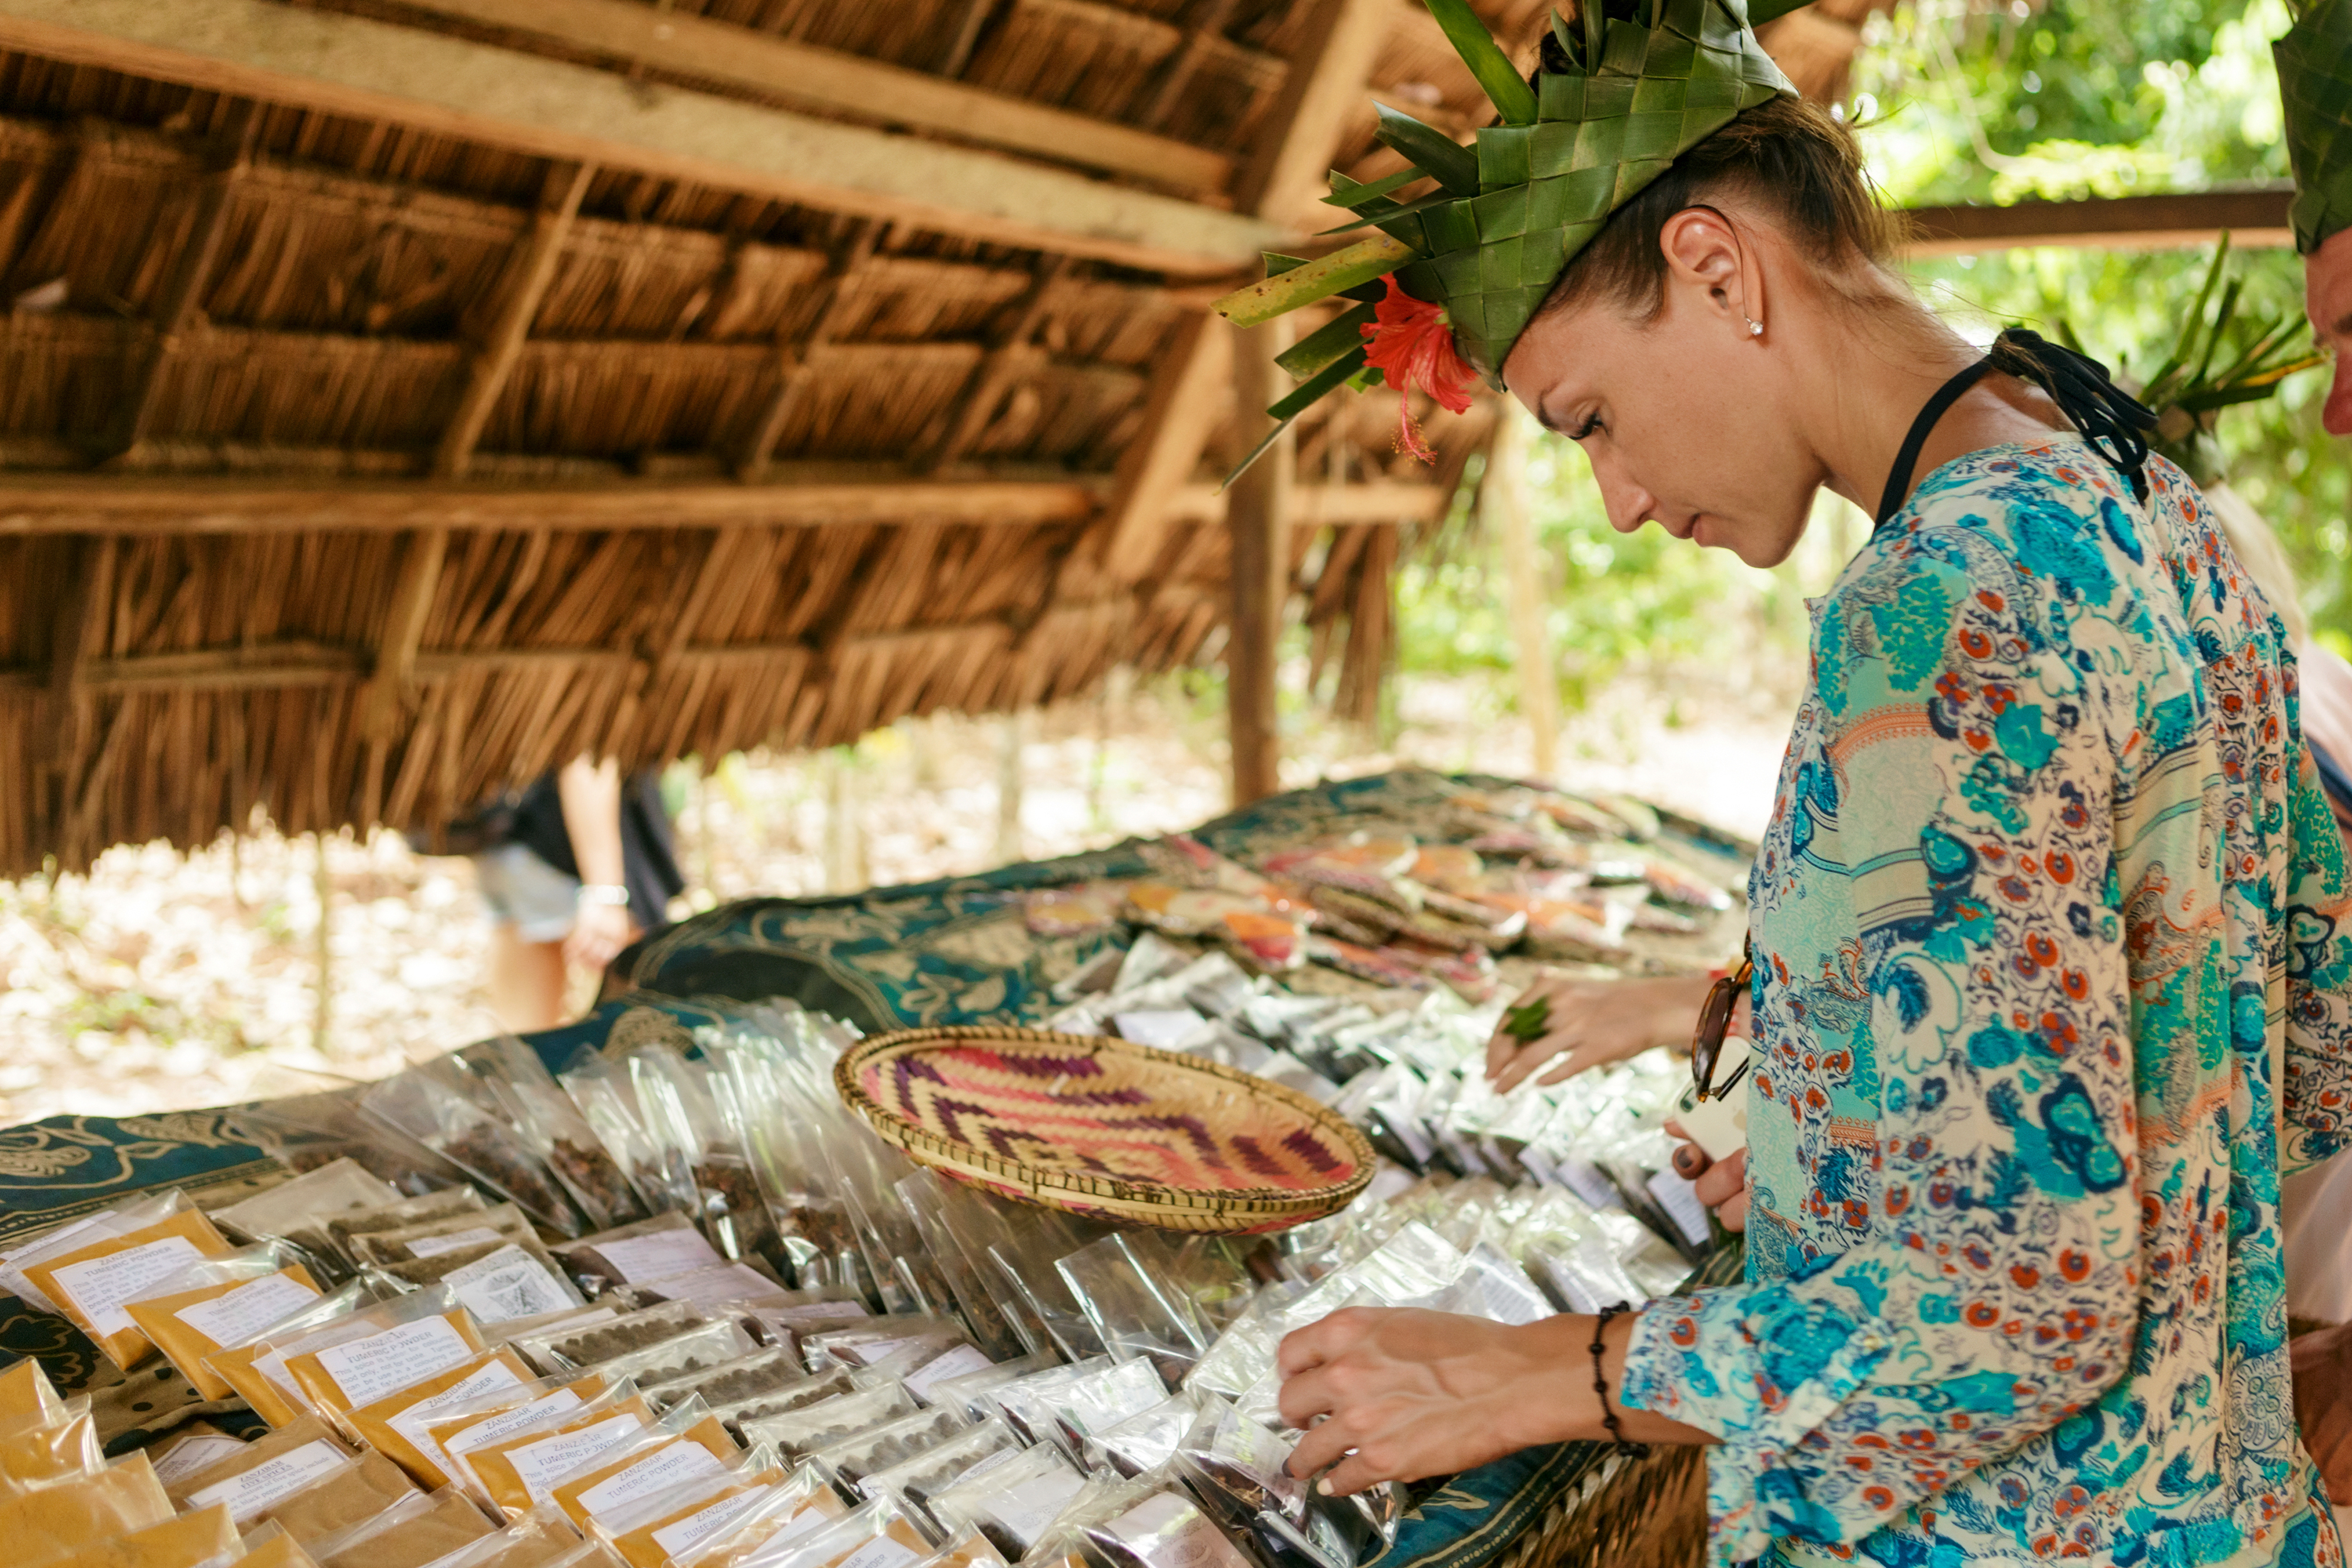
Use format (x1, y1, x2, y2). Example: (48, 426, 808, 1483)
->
(376, 0, 1231, 198)
(923, 256, 1072, 474)
(1100, 0, 1391, 588)
(1141, 0, 1242, 131)
(0, 0, 1279, 276)
(435, 159, 593, 480)
(1901, 187, 2296, 255)
(103, 100, 261, 459)
(735, 223, 887, 483)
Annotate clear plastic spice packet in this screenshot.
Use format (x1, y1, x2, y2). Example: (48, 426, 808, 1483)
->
(22, 1198, 236, 1369)
(517, 1302, 707, 1374)
(590, 1320, 760, 1391)
(1043, 1359, 1167, 1459)
(740, 1494, 933, 1568)
(425, 1373, 614, 1507)
(917, 1353, 1057, 1425)
(0, 1406, 101, 1493)
(349, 1205, 539, 1268)
(591, 1461, 786, 1568)
(203, 1279, 398, 1428)
(48, 1500, 240, 1568)
(362, 1072, 584, 1239)
(465, 1385, 659, 1522)
(801, 1319, 964, 1375)
(640, 1348, 810, 1415)
(141, 1423, 247, 1490)
(125, 1247, 325, 1402)
(402, 1504, 585, 1568)
(352, 1348, 540, 1487)
(236, 1524, 324, 1568)
(0, 1358, 61, 1432)
(806, 1405, 969, 1493)
(852, 1417, 1020, 1523)
(737, 1385, 918, 1462)
(557, 1049, 679, 1235)
(330, 1189, 492, 1253)
(544, 1399, 741, 1532)
(707, 1369, 861, 1435)
(312, 1485, 498, 1568)
(887, 1174, 1031, 1364)
(1088, 1391, 1210, 1480)
(250, 1451, 420, 1546)
(457, 1033, 650, 1233)
(164, 1414, 354, 1512)
(280, 1292, 490, 1436)
(555, 1215, 728, 1296)
(670, 1466, 846, 1568)
(924, 1443, 1084, 1563)
(1, 1451, 172, 1568)
(211, 1158, 402, 1245)
(436, 1246, 589, 1326)
(985, 1359, 1111, 1448)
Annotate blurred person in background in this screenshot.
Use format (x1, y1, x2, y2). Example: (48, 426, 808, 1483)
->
(463, 757, 684, 1032)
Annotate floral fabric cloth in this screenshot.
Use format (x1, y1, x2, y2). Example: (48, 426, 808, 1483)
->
(1620, 439, 2352, 1568)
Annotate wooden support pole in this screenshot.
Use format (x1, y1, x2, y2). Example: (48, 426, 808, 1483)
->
(1487, 412, 1559, 779)
(106, 101, 261, 459)
(435, 159, 593, 480)
(1225, 320, 1290, 807)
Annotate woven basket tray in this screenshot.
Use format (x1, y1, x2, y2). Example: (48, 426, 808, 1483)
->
(833, 1024, 1377, 1233)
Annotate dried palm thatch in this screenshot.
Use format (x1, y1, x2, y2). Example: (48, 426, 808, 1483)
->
(0, 0, 1852, 881)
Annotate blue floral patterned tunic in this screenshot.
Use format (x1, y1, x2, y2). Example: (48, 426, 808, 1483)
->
(1619, 439, 2352, 1568)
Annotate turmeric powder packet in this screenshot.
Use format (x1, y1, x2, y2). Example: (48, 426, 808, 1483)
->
(237, 1523, 323, 1568)
(352, 1348, 537, 1489)
(285, 1308, 489, 1438)
(428, 1373, 612, 1507)
(126, 1265, 323, 1403)
(467, 1392, 657, 1522)
(0, 1360, 62, 1433)
(594, 1466, 783, 1568)
(202, 1281, 392, 1428)
(0, 1408, 101, 1493)
(163, 1414, 355, 1514)
(21, 1210, 233, 1369)
(0, 1450, 173, 1568)
(548, 1407, 740, 1533)
(49, 1502, 240, 1568)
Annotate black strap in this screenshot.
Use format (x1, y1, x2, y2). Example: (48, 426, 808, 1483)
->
(1874, 327, 2159, 529)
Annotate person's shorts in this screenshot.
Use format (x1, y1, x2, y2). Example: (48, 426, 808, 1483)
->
(473, 842, 579, 943)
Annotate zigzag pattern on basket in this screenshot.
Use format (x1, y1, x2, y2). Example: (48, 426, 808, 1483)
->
(860, 1043, 1354, 1192)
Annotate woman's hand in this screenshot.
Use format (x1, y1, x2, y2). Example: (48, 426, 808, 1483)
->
(1485, 973, 1708, 1092)
(563, 901, 634, 975)
(1276, 1309, 1549, 1495)
(1665, 1124, 1748, 1233)
(2293, 1322, 2352, 1502)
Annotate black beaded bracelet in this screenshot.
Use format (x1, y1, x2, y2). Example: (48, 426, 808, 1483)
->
(1591, 1302, 1650, 1459)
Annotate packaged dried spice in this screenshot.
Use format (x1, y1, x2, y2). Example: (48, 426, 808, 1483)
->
(917, 1353, 1057, 1425)
(1, 1451, 172, 1568)
(312, 1485, 498, 1568)
(887, 1174, 1027, 1364)
(640, 1348, 810, 1415)
(707, 1368, 861, 1435)
(800, 1319, 964, 1376)
(329, 1188, 491, 1251)
(592, 1460, 787, 1568)
(363, 1072, 586, 1238)
(279, 1289, 490, 1435)
(739, 1495, 933, 1568)
(926, 1445, 1087, 1564)
(589, 1320, 759, 1392)
(558, 1051, 681, 1228)
(352, 1347, 539, 1487)
(1053, 1237, 1208, 1390)
(426, 1373, 614, 1506)
(410, 1506, 593, 1568)
(636, 1263, 798, 1317)
(1039, 1359, 1166, 1461)
(165, 1415, 357, 1519)
(544, 1398, 740, 1531)
(514, 1302, 706, 1375)
(0, 1406, 101, 1492)
(1078, 1490, 1255, 1568)
(853, 1417, 1020, 1522)
(211, 1159, 402, 1250)
(805, 1404, 968, 1493)
(435, 1245, 590, 1326)
(624, 1046, 780, 1268)
(141, 1424, 249, 1490)
(555, 1216, 727, 1296)
(736, 1385, 917, 1463)
(907, 1527, 1005, 1568)
(984, 1358, 1110, 1449)
(465, 1383, 660, 1521)
(203, 1279, 395, 1428)
(1088, 1392, 1208, 1480)
(349, 1203, 538, 1268)
(981, 1215, 1110, 1365)
(238, 1531, 322, 1568)
(232, 1093, 475, 1199)
(123, 1246, 325, 1402)
(0, 1358, 62, 1431)
(487, 1303, 630, 1353)
(457, 1034, 649, 1233)
(49, 1501, 240, 1568)
(671, 1467, 847, 1568)
(251, 1450, 420, 1546)
(20, 1196, 235, 1369)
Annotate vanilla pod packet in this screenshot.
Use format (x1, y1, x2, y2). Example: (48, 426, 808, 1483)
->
(457, 1034, 650, 1233)
(362, 1071, 586, 1238)
(807, 1404, 969, 1495)
(927, 1445, 1086, 1562)
(1053, 1238, 1207, 1390)
(739, 1385, 919, 1462)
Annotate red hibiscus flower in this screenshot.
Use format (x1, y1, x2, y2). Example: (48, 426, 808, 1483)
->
(1359, 276, 1475, 463)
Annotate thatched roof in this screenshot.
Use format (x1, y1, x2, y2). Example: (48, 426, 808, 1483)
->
(0, 0, 1869, 877)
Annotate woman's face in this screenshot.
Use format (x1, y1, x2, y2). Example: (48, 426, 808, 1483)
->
(1500, 223, 1822, 570)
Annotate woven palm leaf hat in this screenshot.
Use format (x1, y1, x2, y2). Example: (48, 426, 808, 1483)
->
(1212, 0, 1805, 476)
(2277, 0, 2352, 255)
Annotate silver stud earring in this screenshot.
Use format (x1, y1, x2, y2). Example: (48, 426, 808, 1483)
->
(1744, 316, 1763, 336)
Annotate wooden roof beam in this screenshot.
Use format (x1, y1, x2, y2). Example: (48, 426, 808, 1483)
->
(435, 160, 593, 480)
(0, 0, 1279, 276)
(378, 0, 1232, 198)
(1900, 187, 2296, 255)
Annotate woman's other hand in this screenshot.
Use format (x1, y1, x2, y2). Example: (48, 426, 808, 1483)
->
(2293, 1322, 2352, 1502)
(1665, 1123, 1748, 1233)
(1485, 973, 1708, 1091)
(1275, 1308, 1544, 1495)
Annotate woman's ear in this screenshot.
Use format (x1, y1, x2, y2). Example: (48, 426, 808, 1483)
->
(1659, 207, 1763, 337)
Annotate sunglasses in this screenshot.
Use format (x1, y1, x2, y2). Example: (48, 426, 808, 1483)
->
(1690, 936, 1754, 1102)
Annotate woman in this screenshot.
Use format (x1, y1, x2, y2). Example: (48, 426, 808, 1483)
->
(1261, 16, 2352, 1568)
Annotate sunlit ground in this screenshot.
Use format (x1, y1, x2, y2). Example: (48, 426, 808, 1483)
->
(0, 666, 1797, 1125)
